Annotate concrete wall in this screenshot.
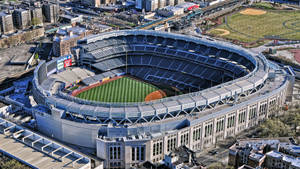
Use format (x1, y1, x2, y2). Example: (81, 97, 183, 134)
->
(36, 111, 103, 148)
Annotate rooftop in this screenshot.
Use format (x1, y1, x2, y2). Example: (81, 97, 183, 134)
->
(232, 139, 280, 152)
(0, 12, 11, 17)
(54, 26, 87, 42)
(280, 142, 300, 154)
(249, 153, 265, 162)
(0, 117, 91, 169)
(266, 151, 300, 167)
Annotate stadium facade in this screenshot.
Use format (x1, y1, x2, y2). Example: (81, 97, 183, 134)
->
(32, 30, 294, 168)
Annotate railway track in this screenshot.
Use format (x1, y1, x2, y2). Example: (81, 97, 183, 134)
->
(138, 0, 245, 30)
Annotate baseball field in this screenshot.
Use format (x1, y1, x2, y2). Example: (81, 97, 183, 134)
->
(76, 76, 166, 103)
(208, 8, 300, 43)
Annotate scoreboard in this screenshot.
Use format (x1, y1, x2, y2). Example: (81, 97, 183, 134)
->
(57, 55, 72, 71)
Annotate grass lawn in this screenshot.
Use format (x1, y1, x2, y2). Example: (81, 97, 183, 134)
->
(208, 9, 300, 43)
(69, 86, 79, 91)
(76, 77, 160, 103)
(252, 2, 275, 10)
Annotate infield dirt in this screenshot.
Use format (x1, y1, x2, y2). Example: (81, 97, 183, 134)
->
(239, 8, 267, 16)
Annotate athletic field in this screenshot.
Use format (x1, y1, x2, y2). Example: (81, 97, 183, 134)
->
(76, 77, 161, 103)
(208, 8, 300, 43)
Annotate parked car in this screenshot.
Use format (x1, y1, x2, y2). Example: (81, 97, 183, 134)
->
(208, 150, 218, 155)
(289, 137, 298, 145)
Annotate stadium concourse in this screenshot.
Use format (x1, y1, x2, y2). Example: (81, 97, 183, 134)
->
(26, 30, 295, 168)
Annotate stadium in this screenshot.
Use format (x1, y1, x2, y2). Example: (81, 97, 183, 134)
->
(31, 30, 294, 168)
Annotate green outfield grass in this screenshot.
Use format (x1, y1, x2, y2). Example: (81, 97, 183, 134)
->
(208, 9, 300, 43)
(76, 77, 160, 103)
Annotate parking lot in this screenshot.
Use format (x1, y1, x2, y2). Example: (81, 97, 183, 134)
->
(0, 44, 35, 79)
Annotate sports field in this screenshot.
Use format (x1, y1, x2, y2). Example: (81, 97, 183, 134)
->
(76, 77, 163, 103)
(208, 8, 300, 43)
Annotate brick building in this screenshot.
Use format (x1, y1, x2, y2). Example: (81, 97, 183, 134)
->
(229, 139, 300, 169)
(52, 26, 92, 57)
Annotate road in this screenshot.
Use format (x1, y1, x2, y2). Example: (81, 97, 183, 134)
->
(250, 43, 300, 54)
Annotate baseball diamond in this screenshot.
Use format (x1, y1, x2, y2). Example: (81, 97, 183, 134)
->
(208, 8, 300, 42)
(75, 76, 163, 102)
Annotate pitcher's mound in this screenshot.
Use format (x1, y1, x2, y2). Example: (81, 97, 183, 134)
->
(214, 28, 230, 36)
(145, 90, 167, 102)
(240, 8, 266, 16)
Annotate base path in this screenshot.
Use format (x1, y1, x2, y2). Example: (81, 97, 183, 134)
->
(145, 90, 167, 102)
(240, 8, 266, 15)
(72, 76, 123, 96)
(214, 28, 230, 36)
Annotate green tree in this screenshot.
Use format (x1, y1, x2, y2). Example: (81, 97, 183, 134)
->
(207, 162, 234, 169)
(258, 119, 292, 137)
(0, 156, 30, 169)
(1, 160, 26, 169)
(286, 110, 300, 135)
(31, 17, 42, 26)
(34, 52, 39, 60)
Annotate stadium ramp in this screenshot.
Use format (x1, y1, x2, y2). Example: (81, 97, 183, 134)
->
(0, 107, 94, 169)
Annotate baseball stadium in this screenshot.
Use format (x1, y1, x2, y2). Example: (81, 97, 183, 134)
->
(29, 30, 294, 168)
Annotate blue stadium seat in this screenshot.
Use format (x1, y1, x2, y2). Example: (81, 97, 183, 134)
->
(208, 47, 218, 56)
(145, 35, 156, 44)
(165, 38, 176, 46)
(195, 55, 207, 62)
(156, 37, 164, 44)
(156, 47, 166, 53)
(195, 44, 208, 54)
(176, 40, 186, 49)
(186, 53, 198, 61)
(141, 56, 151, 65)
(125, 35, 135, 43)
(158, 58, 170, 69)
(169, 61, 181, 70)
(207, 58, 216, 65)
(136, 35, 145, 43)
(135, 45, 145, 51)
(145, 46, 156, 52)
(176, 51, 187, 58)
(166, 48, 176, 55)
(150, 56, 160, 65)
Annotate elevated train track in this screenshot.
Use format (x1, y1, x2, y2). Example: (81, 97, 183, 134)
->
(138, 0, 245, 30)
